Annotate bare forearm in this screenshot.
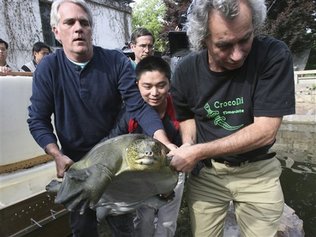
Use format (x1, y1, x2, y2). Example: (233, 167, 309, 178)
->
(45, 143, 74, 178)
(169, 116, 283, 172)
(153, 129, 177, 150)
(45, 143, 63, 158)
(197, 116, 282, 160)
(179, 119, 196, 145)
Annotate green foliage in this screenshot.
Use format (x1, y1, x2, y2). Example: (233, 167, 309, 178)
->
(162, 0, 191, 54)
(132, 0, 167, 52)
(161, 0, 191, 30)
(132, 0, 316, 57)
(263, 0, 316, 54)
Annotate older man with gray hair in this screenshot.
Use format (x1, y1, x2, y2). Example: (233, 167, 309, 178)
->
(169, 0, 295, 236)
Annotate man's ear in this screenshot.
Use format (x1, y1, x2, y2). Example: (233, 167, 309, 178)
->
(52, 26, 57, 34)
(52, 27, 61, 42)
(130, 43, 136, 50)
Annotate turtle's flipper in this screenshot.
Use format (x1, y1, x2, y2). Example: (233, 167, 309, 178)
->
(46, 179, 62, 193)
(55, 163, 114, 214)
(96, 206, 112, 221)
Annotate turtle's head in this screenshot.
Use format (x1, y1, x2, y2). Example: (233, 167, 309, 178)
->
(125, 137, 169, 171)
(46, 179, 62, 194)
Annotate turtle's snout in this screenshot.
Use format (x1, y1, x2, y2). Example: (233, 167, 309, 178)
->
(135, 150, 157, 165)
(145, 151, 154, 157)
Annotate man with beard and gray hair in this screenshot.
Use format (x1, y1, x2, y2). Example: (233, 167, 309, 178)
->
(168, 0, 295, 236)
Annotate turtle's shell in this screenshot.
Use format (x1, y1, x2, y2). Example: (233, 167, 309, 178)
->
(48, 134, 178, 215)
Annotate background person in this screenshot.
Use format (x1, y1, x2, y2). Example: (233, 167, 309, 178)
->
(27, 0, 175, 236)
(0, 38, 17, 74)
(105, 56, 184, 237)
(168, 0, 295, 236)
(130, 27, 155, 68)
(20, 41, 52, 72)
(130, 29, 182, 236)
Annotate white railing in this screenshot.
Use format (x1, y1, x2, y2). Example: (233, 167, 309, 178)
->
(294, 70, 316, 84)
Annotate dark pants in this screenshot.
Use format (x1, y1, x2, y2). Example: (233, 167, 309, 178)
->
(70, 209, 135, 237)
(106, 213, 135, 237)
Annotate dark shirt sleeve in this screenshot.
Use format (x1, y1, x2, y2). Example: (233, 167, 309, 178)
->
(27, 59, 57, 149)
(171, 56, 196, 122)
(101, 106, 129, 141)
(27, 49, 165, 159)
(253, 39, 295, 116)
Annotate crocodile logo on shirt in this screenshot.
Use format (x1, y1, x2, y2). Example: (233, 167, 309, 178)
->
(204, 99, 244, 131)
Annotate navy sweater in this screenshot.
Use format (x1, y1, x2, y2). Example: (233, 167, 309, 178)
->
(28, 46, 163, 161)
(105, 95, 182, 147)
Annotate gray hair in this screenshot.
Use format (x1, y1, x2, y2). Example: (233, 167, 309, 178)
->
(186, 0, 267, 51)
(50, 0, 93, 29)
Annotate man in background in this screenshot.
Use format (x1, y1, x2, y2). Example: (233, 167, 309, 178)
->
(130, 27, 155, 68)
(0, 38, 17, 74)
(21, 41, 52, 72)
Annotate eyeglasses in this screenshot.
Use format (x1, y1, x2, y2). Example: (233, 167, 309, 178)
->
(0, 48, 7, 52)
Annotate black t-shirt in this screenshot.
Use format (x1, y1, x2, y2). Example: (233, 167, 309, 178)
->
(171, 36, 295, 161)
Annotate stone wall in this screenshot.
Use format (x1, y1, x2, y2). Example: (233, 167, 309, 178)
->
(0, 1, 43, 69)
(274, 83, 316, 164)
(0, 0, 132, 69)
(274, 122, 316, 164)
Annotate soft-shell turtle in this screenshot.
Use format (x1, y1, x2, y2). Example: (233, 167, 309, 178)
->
(46, 134, 178, 218)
